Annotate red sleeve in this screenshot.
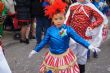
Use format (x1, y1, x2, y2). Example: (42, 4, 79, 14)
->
(89, 9, 103, 29)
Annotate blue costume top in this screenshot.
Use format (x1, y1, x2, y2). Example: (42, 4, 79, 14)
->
(34, 24, 90, 54)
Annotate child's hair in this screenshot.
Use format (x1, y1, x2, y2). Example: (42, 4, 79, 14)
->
(45, 0, 67, 18)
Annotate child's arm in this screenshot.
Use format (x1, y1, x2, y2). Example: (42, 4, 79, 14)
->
(68, 26, 100, 52)
(88, 3, 104, 29)
(29, 29, 50, 58)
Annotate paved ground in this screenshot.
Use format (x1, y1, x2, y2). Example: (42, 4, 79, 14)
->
(1, 17, 110, 73)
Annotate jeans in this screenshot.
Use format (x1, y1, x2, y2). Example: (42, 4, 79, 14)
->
(36, 17, 51, 44)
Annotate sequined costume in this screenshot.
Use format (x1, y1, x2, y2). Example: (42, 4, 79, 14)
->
(65, 2, 103, 40)
(65, 2, 104, 73)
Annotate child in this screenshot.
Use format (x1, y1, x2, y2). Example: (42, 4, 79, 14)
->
(29, 0, 100, 73)
(64, 0, 105, 72)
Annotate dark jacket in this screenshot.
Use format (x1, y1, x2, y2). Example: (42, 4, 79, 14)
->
(31, 0, 49, 18)
(15, 0, 31, 20)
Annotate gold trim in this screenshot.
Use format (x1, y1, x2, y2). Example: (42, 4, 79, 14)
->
(44, 56, 76, 69)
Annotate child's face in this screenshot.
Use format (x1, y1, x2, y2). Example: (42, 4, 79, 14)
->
(52, 13, 65, 27)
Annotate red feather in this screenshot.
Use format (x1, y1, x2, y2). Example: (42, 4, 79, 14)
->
(45, 0, 67, 18)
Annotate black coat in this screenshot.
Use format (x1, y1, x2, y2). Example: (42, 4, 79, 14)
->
(15, 0, 31, 20)
(31, 0, 47, 18)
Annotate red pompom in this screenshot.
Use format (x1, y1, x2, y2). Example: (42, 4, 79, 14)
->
(45, 0, 67, 18)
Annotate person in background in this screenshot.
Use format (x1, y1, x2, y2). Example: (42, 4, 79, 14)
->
(14, 0, 32, 44)
(28, 0, 100, 73)
(31, 0, 51, 44)
(65, 0, 104, 72)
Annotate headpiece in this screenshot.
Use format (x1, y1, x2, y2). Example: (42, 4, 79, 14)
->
(45, 0, 67, 18)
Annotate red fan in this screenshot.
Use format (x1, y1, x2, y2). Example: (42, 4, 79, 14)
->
(45, 0, 67, 18)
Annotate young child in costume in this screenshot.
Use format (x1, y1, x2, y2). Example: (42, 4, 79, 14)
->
(64, 0, 105, 72)
(29, 0, 100, 73)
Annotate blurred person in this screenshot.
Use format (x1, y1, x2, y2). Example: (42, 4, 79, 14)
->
(65, 0, 105, 72)
(31, 0, 51, 44)
(15, 0, 32, 44)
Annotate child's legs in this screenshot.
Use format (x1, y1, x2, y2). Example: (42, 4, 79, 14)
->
(73, 43, 88, 73)
(25, 24, 31, 39)
(30, 20, 36, 38)
(73, 43, 88, 65)
(20, 25, 26, 40)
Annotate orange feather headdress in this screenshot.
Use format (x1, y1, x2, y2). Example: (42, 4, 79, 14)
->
(0, 1, 4, 13)
(45, 0, 67, 18)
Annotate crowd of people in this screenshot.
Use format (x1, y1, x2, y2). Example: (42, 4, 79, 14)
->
(0, 0, 110, 73)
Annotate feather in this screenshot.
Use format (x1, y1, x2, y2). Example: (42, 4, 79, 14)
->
(45, 0, 67, 18)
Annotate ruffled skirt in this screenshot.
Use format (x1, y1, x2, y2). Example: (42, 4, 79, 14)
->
(39, 49, 80, 73)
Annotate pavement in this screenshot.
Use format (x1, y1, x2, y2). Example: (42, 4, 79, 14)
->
(1, 17, 110, 73)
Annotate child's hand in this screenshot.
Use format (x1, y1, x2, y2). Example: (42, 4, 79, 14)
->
(28, 50, 37, 58)
(88, 45, 101, 53)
